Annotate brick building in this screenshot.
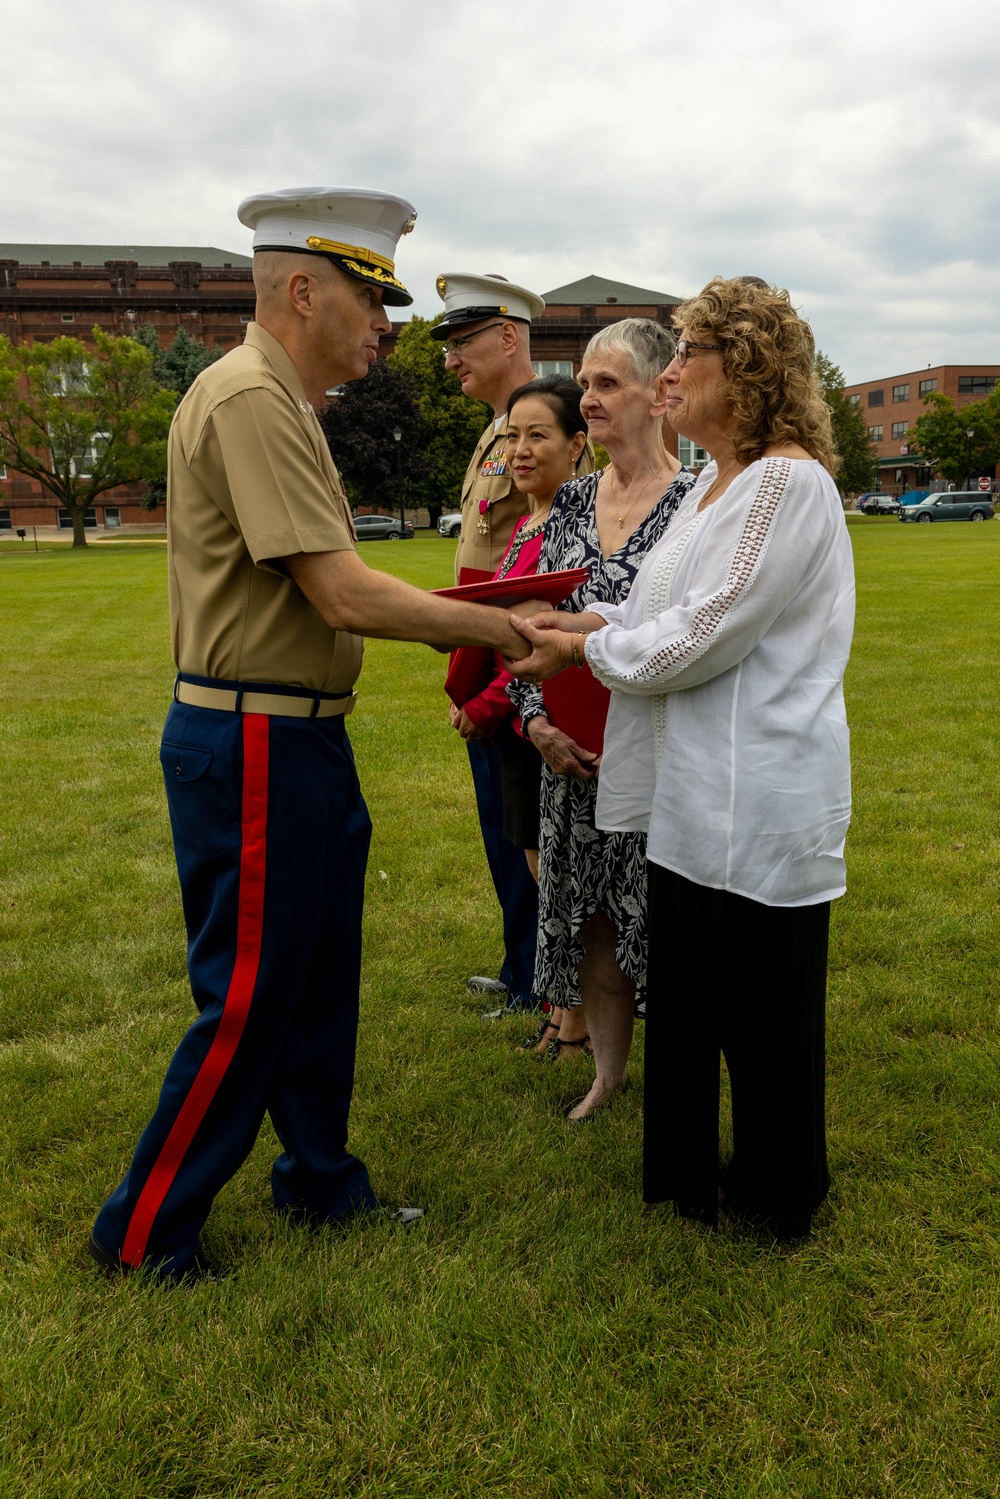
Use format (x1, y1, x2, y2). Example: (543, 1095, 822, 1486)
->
(0, 244, 254, 534)
(1, 255, 691, 534)
(844, 364, 1000, 494)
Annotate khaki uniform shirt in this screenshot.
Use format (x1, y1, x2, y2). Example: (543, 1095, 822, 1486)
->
(453, 414, 595, 580)
(167, 323, 362, 694)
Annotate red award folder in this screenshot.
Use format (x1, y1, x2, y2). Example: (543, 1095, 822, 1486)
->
(433, 567, 589, 608)
(541, 663, 611, 759)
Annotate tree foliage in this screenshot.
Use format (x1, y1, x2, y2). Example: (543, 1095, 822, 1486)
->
(815, 351, 879, 495)
(132, 324, 223, 397)
(318, 358, 430, 514)
(388, 317, 492, 522)
(0, 329, 177, 546)
(908, 388, 1000, 487)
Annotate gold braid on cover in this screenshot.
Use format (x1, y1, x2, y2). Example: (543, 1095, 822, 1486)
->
(306, 236, 395, 273)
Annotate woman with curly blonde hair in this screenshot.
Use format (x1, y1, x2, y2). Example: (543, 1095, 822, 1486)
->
(508, 276, 854, 1239)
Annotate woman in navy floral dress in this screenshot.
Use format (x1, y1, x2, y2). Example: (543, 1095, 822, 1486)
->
(508, 319, 696, 1119)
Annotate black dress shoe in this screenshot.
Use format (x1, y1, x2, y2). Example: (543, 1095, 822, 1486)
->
(87, 1231, 216, 1283)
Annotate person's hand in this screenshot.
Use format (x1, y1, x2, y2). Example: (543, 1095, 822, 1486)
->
(503, 615, 575, 680)
(527, 717, 598, 778)
(456, 708, 485, 741)
(448, 702, 461, 728)
(518, 610, 606, 635)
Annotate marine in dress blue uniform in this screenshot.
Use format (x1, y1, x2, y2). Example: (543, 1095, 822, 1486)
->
(91, 188, 421, 1278)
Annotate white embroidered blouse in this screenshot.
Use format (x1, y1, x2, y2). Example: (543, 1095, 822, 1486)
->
(585, 457, 855, 906)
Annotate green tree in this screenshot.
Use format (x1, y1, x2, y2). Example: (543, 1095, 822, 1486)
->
(908, 388, 1000, 487)
(388, 316, 491, 524)
(0, 329, 177, 547)
(132, 326, 223, 510)
(815, 351, 878, 495)
(318, 358, 430, 513)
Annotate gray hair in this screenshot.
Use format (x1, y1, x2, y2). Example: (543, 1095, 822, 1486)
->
(582, 317, 677, 386)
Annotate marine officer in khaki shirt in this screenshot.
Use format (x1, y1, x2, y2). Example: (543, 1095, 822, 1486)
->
(430, 274, 594, 1014)
(90, 191, 534, 1281)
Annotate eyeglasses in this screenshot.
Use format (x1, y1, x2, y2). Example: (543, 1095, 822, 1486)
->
(675, 339, 723, 369)
(442, 322, 505, 355)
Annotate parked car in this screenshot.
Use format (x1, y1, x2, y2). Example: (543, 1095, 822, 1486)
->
(353, 513, 414, 540)
(898, 492, 995, 523)
(854, 492, 884, 511)
(437, 512, 462, 538)
(859, 494, 900, 515)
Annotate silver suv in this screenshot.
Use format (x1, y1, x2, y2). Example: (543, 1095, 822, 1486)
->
(898, 492, 995, 523)
(437, 512, 462, 538)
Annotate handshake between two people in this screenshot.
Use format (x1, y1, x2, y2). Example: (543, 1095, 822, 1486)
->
(503, 607, 607, 685)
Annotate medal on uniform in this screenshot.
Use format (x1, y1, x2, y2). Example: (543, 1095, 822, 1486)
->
(477, 498, 489, 536)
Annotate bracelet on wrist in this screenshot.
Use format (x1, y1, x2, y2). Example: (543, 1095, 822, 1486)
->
(571, 629, 586, 668)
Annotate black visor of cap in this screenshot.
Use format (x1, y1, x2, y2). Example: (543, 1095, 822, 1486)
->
(253, 245, 413, 307)
(429, 305, 527, 340)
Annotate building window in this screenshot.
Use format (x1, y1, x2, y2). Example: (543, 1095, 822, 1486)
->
(677, 436, 709, 467)
(531, 360, 574, 377)
(868, 425, 883, 441)
(0, 508, 11, 530)
(891, 421, 908, 439)
(868, 389, 884, 407)
(57, 508, 98, 529)
(239, 314, 253, 323)
(919, 378, 937, 396)
(103, 506, 121, 528)
(846, 393, 860, 407)
(958, 375, 997, 395)
(892, 384, 909, 402)
(60, 313, 75, 323)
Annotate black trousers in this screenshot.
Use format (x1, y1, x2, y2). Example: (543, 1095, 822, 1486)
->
(644, 862, 831, 1238)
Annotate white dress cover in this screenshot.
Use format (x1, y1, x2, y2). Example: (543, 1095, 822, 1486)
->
(586, 457, 855, 907)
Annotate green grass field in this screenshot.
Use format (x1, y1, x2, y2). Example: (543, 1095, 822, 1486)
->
(1, 525, 998, 1498)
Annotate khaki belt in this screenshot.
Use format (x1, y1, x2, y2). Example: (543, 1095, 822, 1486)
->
(175, 680, 357, 718)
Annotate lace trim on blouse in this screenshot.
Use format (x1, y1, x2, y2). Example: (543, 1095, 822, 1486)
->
(605, 456, 793, 692)
(642, 512, 706, 769)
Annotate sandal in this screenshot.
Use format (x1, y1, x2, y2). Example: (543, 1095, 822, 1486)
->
(546, 1034, 592, 1062)
(518, 1018, 560, 1052)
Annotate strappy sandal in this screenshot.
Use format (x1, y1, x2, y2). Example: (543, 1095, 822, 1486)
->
(546, 1034, 592, 1062)
(518, 1017, 560, 1052)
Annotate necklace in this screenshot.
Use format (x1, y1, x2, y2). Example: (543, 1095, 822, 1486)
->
(697, 459, 740, 511)
(608, 464, 668, 530)
(519, 502, 553, 537)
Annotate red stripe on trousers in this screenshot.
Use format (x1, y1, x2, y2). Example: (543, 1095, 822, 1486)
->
(121, 713, 270, 1268)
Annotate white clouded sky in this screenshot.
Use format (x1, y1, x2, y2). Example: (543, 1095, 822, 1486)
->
(2, 0, 999, 380)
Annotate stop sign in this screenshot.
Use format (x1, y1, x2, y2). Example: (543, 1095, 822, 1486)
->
(978, 476, 991, 491)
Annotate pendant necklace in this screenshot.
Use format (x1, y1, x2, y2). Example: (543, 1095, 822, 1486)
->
(609, 465, 665, 530)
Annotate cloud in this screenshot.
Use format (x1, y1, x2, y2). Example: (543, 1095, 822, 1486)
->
(1, 0, 998, 379)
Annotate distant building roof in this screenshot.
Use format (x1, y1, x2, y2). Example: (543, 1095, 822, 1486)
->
(541, 274, 681, 307)
(0, 244, 252, 268)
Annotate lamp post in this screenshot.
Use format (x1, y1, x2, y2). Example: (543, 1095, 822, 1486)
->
(392, 426, 405, 533)
(965, 427, 975, 492)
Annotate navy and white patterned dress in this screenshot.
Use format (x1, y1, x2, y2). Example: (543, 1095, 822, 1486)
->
(508, 466, 696, 1009)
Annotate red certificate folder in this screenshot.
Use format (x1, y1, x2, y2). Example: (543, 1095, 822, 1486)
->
(433, 566, 589, 608)
(541, 663, 611, 758)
